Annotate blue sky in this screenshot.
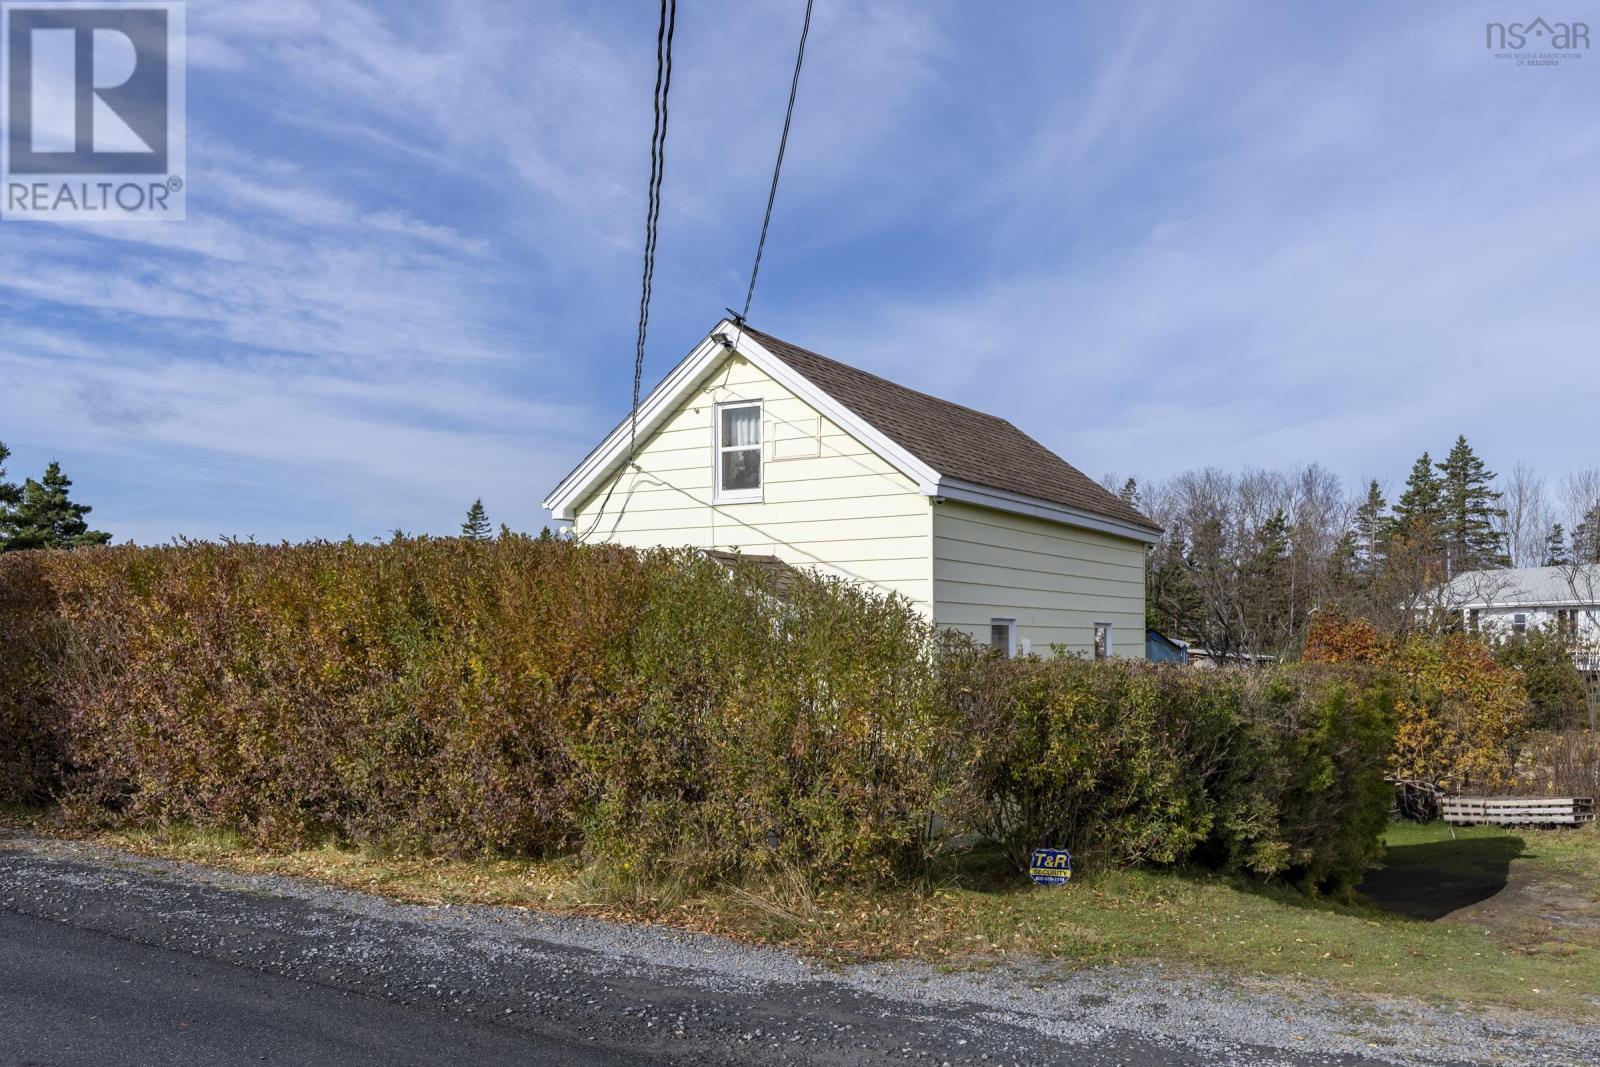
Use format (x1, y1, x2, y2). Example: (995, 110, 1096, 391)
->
(1, 0, 1596, 543)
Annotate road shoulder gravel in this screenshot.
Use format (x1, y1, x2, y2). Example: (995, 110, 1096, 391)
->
(3, 833, 1593, 1067)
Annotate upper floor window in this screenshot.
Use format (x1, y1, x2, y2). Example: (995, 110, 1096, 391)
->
(715, 401, 762, 502)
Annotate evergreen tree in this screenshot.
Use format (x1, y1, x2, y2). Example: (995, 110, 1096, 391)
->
(1240, 509, 1292, 653)
(1436, 436, 1508, 574)
(1326, 529, 1361, 592)
(1543, 524, 1571, 567)
(1380, 451, 1450, 602)
(1146, 524, 1205, 640)
(1117, 477, 1141, 509)
(0, 440, 19, 514)
(1352, 479, 1388, 578)
(0, 461, 111, 551)
(461, 498, 492, 541)
(0, 441, 16, 552)
(1574, 503, 1600, 564)
(1388, 453, 1444, 543)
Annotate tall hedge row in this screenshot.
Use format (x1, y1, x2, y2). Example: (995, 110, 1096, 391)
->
(1, 538, 1395, 889)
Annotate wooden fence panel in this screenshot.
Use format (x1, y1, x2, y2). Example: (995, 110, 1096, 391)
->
(1440, 796, 1595, 827)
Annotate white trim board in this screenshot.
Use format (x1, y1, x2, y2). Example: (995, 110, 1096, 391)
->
(934, 480, 1161, 545)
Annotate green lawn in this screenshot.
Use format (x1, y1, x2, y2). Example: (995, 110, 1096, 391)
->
(921, 822, 1600, 1014)
(1376, 819, 1600, 895)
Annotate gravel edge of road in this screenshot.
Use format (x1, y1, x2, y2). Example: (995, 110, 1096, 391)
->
(4, 832, 1597, 1067)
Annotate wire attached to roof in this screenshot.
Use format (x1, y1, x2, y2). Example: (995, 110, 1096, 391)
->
(631, 0, 677, 459)
(737, 0, 814, 332)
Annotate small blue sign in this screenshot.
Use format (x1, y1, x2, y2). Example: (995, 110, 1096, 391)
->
(1028, 847, 1072, 885)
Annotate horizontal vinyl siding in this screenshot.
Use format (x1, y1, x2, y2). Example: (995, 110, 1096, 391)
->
(933, 501, 1147, 658)
(571, 354, 934, 612)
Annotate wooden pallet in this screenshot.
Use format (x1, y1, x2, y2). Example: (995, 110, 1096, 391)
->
(1441, 795, 1596, 827)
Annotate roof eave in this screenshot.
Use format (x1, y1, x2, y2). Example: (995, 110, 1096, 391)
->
(934, 478, 1162, 544)
(542, 323, 734, 519)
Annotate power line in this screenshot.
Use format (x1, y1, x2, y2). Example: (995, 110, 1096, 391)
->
(631, 0, 677, 459)
(739, 0, 814, 327)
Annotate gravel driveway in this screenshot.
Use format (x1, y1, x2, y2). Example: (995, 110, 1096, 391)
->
(2, 834, 1594, 1067)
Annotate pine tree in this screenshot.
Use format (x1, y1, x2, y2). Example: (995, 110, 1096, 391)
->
(1389, 453, 1444, 542)
(1146, 524, 1205, 640)
(1543, 524, 1571, 567)
(1574, 502, 1600, 564)
(0, 461, 111, 551)
(1240, 509, 1292, 653)
(461, 498, 492, 541)
(1381, 451, 1449, 598)
(1118, 477, 1141, 509)
(1352, 479, 1388, 579)
(1436, 436, 1508, 574)
(0, 441, 19, 508)
(1327, 529, 1361, 592)
(0, 441, 16, 552)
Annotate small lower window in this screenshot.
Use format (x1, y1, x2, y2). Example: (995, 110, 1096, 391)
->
(1093, 622, 1112, 660)
(1513, 613, 1528, 634)
(989, 618, 1016, 658)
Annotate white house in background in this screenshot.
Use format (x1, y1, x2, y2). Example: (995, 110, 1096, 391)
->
(543, 319, 1160, 659)
(1440, 565, 1600, 670)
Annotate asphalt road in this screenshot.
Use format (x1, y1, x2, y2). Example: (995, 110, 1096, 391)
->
(2, 906, 639, 1066)
(0, 839, 1490, 1067)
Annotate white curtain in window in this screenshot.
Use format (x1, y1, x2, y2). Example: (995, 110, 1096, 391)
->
(722, 406, 760, 447)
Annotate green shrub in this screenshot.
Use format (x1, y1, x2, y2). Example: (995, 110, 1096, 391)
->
(963, 657, 1232, 871)
(1493, 626, 1590, 731)
(1213, 666, 1397, 889)
(965, 659, 1395, 891)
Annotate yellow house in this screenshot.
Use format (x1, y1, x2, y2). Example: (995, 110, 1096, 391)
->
(543, 320, 1159, 659)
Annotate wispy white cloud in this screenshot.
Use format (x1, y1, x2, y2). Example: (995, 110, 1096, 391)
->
(3, 0, 1595, 544)
(778, 2, 1600, 491)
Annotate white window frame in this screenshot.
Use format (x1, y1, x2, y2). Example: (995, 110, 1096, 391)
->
(990, 618, 1017, 658)
(1093, 622, 1113, 660)
(713, 400, 764, 504)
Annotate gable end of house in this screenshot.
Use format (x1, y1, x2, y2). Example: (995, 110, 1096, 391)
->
(544, 319, 1160, 545)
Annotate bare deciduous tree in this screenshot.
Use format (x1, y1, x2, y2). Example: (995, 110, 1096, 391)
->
(1497, 462, 1552, 568)
(1550, 559, 1600, 734)
(1113, 455, 1600, 669)
(1562, 468, 1600, 562)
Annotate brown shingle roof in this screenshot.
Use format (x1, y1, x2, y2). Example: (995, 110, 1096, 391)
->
(703, 549, 804, 598)
(741, 326, 1160, 534)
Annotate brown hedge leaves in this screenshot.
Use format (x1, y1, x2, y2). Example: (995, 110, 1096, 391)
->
(3, 539, 1398, 890)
